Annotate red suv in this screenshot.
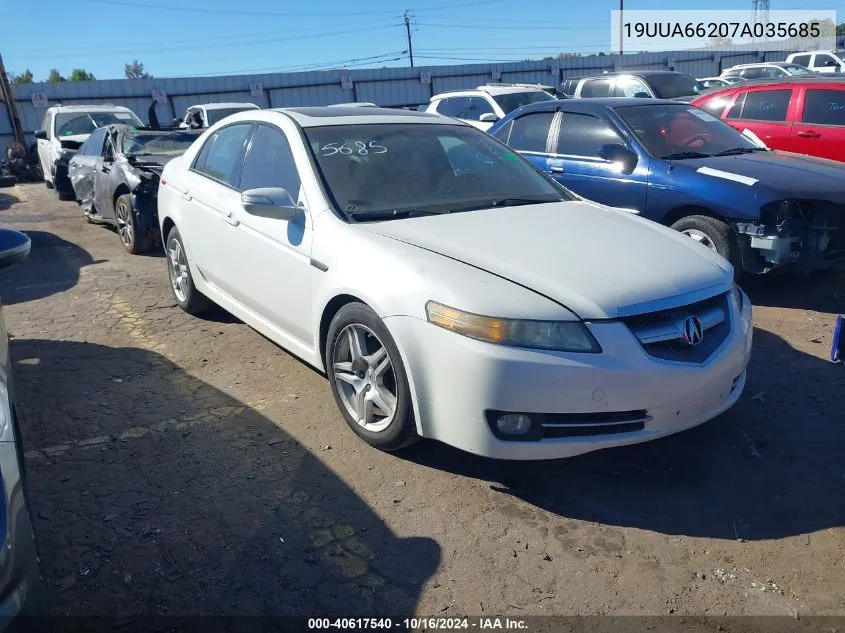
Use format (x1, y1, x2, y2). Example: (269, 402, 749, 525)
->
(691, 77, 845, 163)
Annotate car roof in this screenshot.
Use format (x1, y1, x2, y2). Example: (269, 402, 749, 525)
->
(196, 102, 260, 110)
(495, 97, 683, 118)
(50, 104, 135, 112)
(724, 62, 792, 69)
(431, 85, 549, 100)
(270, 106, 463, 127)
(697, 75, 845, 96)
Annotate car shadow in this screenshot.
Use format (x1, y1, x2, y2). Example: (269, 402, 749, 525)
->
(0, 231, 105, 305)
(12, 339, 440, 619)
(400, 326, 845, 541)
(742, 268, 845, 313)
(0, 192, 21, 211)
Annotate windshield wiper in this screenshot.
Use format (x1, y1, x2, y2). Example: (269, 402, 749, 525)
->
(662, 151, 711, 160)
(347, 208, 444, 221)
(447, 197, 561, 214)
(713, 147, 766, 157)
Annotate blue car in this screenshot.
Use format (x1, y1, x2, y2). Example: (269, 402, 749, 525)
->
(488, 98, 845, 276)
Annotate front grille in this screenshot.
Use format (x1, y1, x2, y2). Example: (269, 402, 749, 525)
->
(622, 293, 731, 363)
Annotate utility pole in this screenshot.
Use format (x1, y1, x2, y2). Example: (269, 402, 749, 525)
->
(0, 52, 26, 149)
(404, 10, 414, 68)
(619, 0, 624, 55)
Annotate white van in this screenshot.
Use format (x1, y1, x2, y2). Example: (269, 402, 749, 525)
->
(786, 51, 845, 74)
(35, 104, 142, 199)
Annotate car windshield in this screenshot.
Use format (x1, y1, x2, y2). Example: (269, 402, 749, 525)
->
(206, 107, 257, 125)
(305, 123, 570, 221)
(55, 110, 141, 136)
(615, 104, 761, 160)
(782, 63, 815, 74)
(122, 130, 198, 157)
(646, 74, 706, 99)
(492, 90, 556, 114)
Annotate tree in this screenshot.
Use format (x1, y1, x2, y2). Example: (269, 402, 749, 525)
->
(707, 36, 733, 48)
(70, 68, 95, 81)
(835, 22, 844, 36)
(47, 68, 66, 83)
(10, 69, 34, 84)
(124, 60, 152, 79)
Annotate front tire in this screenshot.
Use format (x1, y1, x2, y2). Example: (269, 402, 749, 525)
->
(165, 226, 213, 315)
(326, 303, 418, 451)
(671, 214, 742, 278)
(115, 194, 153, 254)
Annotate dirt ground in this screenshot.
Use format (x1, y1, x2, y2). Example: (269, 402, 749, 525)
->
(0, 182, 844, 621)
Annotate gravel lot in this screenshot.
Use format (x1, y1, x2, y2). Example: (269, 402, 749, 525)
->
(1, 182, 844, 620)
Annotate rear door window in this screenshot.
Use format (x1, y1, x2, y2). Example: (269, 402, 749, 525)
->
(613, 77, 651, 98)
(579, 79, 613, 98)
(801, 89, 845, 126)
(463, 97, 495, 120)
(792, 54, 812, 67)
(507, 112, 554, 153)
(192, 123, 252, 187)
(556, 112, 624, 157)
(727, 89, 791, 122)
(436, 97, 467, 118)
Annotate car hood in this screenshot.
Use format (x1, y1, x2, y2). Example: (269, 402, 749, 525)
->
(680, 151, 845, 201)
(359, 201, 732, 319)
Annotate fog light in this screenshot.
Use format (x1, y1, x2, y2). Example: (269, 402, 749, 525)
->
(496, 414, 533, 436)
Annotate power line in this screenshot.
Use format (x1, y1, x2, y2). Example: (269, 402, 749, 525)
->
(21, 24, 402, 60)
(83, 0, 508, 17)
(168, 52, 409, 78)
(415, 22, 604, 31)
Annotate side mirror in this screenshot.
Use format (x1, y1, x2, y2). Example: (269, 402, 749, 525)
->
(35, 130, 48, 140)
(598, 143, 638, 173)
(0, 229, 31, 271)
(241, 187, 298, 220)
(633, 91, 652, 99)
(825, 59, 838, 67)
(479, 113, 499, 123)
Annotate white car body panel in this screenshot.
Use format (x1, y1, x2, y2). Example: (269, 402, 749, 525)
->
(159, 108, 753, 460)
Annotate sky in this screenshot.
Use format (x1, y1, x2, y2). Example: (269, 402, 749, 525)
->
(2, 0, 841, 81)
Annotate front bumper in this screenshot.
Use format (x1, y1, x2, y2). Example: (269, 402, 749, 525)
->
(385, 296, 752, 460)
(50, 160, 74, 196)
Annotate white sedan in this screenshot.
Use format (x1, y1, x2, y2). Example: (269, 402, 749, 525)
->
(158, 107, 753, 460)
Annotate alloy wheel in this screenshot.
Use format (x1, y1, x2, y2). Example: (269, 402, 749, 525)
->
(167, 237, 189, 303)
(332, 324, 398, 433)
(682, 228, 717, 251)
(116, 199, 134, 248)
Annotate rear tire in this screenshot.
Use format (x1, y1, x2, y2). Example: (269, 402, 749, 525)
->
(325, 302, 418, 451)
(671, 214, 743, 279)
(44, 180, 54, 189)
(115, 194, 153, 254)
(164, 226, 213, 315)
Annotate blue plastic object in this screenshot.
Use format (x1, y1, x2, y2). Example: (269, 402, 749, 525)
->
(832, 315, 844, 363)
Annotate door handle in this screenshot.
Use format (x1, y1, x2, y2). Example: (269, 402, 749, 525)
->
(182, 193, 192, 202)
(797, 130, 821, 138)
(548, 166, 565, 174)
(223, 212, 239, 226)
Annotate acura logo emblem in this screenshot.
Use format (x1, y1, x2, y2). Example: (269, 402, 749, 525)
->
(682, 316, 704, 346)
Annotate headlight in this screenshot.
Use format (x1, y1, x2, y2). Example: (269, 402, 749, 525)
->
(425, 301, 601, 352)
(732, 281, 744, 311)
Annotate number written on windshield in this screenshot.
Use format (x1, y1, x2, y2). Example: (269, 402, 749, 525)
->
(321, 141, 387, 157)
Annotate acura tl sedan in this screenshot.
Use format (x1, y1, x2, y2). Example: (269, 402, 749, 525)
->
(158, 107, 753, 460)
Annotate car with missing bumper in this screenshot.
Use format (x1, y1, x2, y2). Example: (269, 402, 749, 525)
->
(157, 106, 752, 460)
(489, 98, 845, 276)
(34, 104, 143, 200)
(68, 125, 201, 253)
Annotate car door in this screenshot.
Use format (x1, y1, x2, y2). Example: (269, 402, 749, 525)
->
(547, 110, 648, 212)
(790, 87, 845, 162)
(490, 110, 555, 172)
(93, 130, 120, 219)
(612, 76, 654, 98)
(810, 53, 840, 74)
(225, 123, 313, 344)
(36, 111, 53, 180)
(723, 87, 795, 150)
(180, 122, 253, 300)
(68, 127, 107, 208)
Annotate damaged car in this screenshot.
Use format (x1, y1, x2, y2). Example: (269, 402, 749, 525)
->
(489, 98, 845, 276)
(68, 124, 200, 253)
(176, 102, 260, 129)
(35, 104, 143, 200)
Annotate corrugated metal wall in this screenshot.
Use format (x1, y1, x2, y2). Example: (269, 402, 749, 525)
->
(0, 45, 811, 154)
